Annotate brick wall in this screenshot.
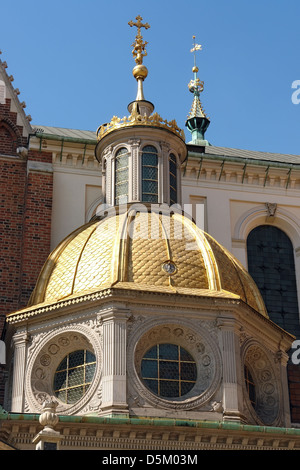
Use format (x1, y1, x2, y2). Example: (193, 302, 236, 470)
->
(0, 98, 53, 407)
(20, 151, 53, 307)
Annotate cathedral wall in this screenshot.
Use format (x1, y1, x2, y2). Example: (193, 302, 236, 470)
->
(182, 157, 300, 424)
(181, 164, 300, 295)
(50, 168, 101, 249)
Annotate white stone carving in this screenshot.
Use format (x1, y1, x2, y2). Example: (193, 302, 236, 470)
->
(242, 341, 281, 426)
(127, 316, 222, 412)
(25, 322, 102, 416)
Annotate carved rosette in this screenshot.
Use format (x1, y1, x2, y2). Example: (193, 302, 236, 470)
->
(25, 322, 102, 415)
(127, 316, 222, 411)
(242, 341, 281, 426)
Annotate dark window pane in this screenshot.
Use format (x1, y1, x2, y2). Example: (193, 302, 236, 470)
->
(143, 379, 158, 395)
(142, 194, 158, 203)
(160, 380, 179, 398)
(86, 351, 96, 364)
(159, 344, 178, 360)
(53, 370, 67, 391)
(56, 356, 67, 372)
(181, 362, 197, 381)
(181, 381, 194, 396)
(143, 345, 158, 359)
(169, 154, 177, 204)
(142, 145, 157, 154)
(142, 154, 158, 166)
(160, 361, 179, 379)
(142, 180, 158, 194)
(141, 343, 196, 398)
(142, 166, 158, 180)
(180, 347, 194, 362)
(142, 146, 158, 203)
(141, 359, 158, 378)
(247, 225, 300, 337)
(69, 350, 84, 368)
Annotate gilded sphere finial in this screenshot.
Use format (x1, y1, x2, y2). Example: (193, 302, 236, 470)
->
(133, 64, 148, 81)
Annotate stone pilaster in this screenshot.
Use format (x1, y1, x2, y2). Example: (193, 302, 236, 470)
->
(218, 317, 245, 422)
(129, 139, 140, 202)
(276, 350, 292, 427)
(10, 330, 30, 412)
(99, 307, 131, 416)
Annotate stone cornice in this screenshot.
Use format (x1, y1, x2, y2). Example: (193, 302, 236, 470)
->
(184, 151, 300, 191)
(6, 285, 294, 346)
(1, 413, 300, 450)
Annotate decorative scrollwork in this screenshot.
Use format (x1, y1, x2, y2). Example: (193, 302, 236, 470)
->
(97, 111, 185, 142)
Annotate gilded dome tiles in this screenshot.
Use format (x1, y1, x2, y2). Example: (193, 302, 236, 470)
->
(25, 208, 268, 318)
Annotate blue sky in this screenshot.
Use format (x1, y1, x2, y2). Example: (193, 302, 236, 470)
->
(1, 0, 300, 155)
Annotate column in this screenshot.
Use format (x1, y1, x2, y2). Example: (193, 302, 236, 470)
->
(10, 330, 30, 412)
(129, 139, 140, 202)
(100, 307, 130, 416)
(277, 350, 292, 427)
(218, 317, 245, 422)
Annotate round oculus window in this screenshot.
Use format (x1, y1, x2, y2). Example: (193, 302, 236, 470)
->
(53, 350, 96, 404)
(141, 343, 197, 398)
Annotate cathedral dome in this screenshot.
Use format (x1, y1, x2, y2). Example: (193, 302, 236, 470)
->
(28, 206, 267, 318)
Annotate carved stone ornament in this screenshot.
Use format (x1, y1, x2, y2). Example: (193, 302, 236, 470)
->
(127, 317, 222, 411)
(242, 342, 281, 426)
(265, 202, 277, 217)
(39, 400, 59, 431)
(25, 322, 102, 415)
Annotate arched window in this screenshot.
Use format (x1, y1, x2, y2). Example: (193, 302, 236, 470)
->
(115, 147, 129, 205)
(169, 153, 177, 205)
(247, 225, 300, 336)
(141, 145, 158, 203)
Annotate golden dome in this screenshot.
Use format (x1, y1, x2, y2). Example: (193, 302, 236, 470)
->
(27, 207, 267, 318)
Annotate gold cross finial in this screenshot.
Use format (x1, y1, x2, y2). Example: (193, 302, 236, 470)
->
(128, 15, 150, 65)
(128, 15, 150, 37)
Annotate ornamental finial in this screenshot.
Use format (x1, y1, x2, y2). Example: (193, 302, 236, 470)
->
(128, 15, 151, 102)
(190, 35, 202, 72)
(128, 15, 150, 65)
(185, 36, 210, 145)
(187, 36, 206, 116)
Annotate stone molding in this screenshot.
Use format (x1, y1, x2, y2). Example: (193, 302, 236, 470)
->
(127, 316, 222, 413)
(1, 415, 300, 450)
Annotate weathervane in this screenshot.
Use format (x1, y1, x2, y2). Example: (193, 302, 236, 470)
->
(186, 35, 210, 144)
(190, 35, 202, 71)
(128, 15, 150, 65)
(188, 36, 204, 96)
